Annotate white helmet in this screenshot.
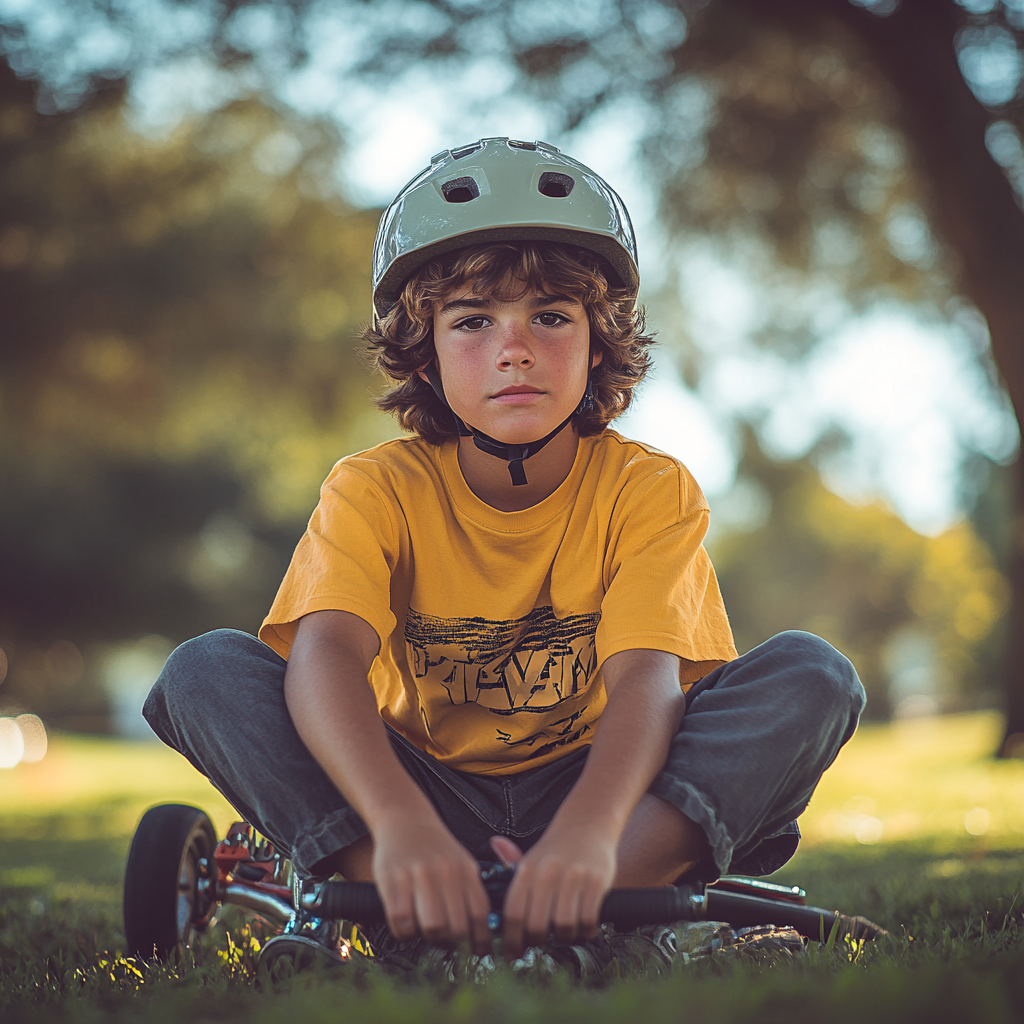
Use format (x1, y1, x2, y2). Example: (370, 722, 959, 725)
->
(372, 137, 639, 321)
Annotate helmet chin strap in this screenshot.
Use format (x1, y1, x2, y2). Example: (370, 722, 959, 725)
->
(422, 363, 594, 487)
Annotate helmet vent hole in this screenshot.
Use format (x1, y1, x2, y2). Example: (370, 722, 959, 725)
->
(441, 177, 481, 203)
(538, 172, 575, 198)
(508, 140, 537, 151)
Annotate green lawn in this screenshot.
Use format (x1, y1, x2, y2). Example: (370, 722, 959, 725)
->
(2, 713, 1023, 1022)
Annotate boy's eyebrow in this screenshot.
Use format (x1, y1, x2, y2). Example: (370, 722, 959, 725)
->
(529, 293, 578, 308)
(438, 296, 490, 315)
(438, 293, 580, 315)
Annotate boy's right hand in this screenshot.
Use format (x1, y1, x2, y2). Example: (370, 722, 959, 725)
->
(372, 816, 493, 954)
(285, 610, 492, 953)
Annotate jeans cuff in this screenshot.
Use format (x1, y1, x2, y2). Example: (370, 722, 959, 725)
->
(290, 806, 370, 876)
(728, 823, 801, 877)
(648, 775, 734, 874)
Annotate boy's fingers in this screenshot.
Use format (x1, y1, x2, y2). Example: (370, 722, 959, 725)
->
(552, 877, 585, 943)
(437, 886, 471, 945)
(411, 865, 452, 943)
(523, 873, 558, 947)
(501, 874, 530, 957)
(489, 835, 524, 867)
(578, 876, 605, 940)
(442, 863, 492, 951)
(442, 863, 489, 946)
(381, 875, 418, 941)
(464, 874, 494, 954)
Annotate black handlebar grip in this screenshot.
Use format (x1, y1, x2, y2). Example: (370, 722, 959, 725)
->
(598, 885, 702, 929)
(315, 881, 704, 929)
(704, 889, 839, 941)
(316, 880, 387, 924)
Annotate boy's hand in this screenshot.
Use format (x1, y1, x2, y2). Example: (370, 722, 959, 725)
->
(494, 649, 686, 958)
(496, 827, 616, 957)
(373, 817, 493, 954)
(285, 610, 493, 954)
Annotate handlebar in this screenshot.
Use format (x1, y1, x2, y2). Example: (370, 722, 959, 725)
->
(703, 888, 842, 941)
(308, 879, 705, 930)
(302, 873, 854, 940)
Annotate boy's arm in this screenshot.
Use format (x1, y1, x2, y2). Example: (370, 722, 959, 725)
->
(500, 648, 687, 956)
(284, 609, 492, 952)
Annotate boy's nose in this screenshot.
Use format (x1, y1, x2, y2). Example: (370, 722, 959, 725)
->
(495, 320, 535, 368)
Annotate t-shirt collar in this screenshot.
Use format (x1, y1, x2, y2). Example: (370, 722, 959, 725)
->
(439, 434, 593, 532)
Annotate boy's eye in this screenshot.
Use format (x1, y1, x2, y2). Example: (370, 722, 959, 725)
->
(535, 311, 569, 327)
(454, 316, 490, 331)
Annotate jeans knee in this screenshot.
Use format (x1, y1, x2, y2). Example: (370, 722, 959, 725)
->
(763, 630, 866, 719)
(144, 629, 258, 724)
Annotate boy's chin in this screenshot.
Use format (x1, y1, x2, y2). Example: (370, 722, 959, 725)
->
(475, 420, 568, 446)
(464, 408, 576, 446)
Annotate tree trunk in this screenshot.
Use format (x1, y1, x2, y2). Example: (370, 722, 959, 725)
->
(721, 0, 1024, 751)
(1001, 464, 1024, 755)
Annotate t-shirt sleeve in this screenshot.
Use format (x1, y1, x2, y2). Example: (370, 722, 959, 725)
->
(258, 461, 399, 659)
(596, 464, 737, 686)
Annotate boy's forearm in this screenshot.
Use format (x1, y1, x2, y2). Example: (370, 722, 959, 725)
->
(550, 648, 686, 840)
(283, 610, 441, 835)
(285, 609, 492, 948)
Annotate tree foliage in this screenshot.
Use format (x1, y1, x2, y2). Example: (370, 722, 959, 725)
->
(0, 63, 388, 726)
(1, 0, 1022, 741)
(712, 432, 1009, 717)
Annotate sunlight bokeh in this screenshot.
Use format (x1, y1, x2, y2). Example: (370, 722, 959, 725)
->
(0, 714, 48, 769)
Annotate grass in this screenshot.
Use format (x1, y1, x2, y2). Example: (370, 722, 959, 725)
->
(1, 712, 1023, 1022)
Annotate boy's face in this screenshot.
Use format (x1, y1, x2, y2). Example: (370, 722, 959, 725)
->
(428, 283, 600, 445)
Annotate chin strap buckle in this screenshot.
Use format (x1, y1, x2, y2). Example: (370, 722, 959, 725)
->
(507, 459, 528, 487)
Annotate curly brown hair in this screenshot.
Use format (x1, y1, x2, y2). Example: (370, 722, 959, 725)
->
(364, 241, 655, 444)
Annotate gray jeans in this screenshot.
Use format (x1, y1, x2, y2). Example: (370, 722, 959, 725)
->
(144, 629, 864, 879)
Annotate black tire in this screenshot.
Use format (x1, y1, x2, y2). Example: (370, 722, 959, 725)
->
(123, 803, 218, 960)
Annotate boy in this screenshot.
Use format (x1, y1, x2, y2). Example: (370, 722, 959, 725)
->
(145, 138, 864, 970)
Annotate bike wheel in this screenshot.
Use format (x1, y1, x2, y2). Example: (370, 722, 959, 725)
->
(123, 803, 218, 960)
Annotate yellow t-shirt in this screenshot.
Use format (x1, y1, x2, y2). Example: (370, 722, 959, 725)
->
(260, 430, 737, 775)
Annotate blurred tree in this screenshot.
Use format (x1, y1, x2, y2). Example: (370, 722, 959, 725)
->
(711, 430, 1010, 717)
(0, 61, 385, 728)
(2, 0, 1023, 749)
(636, 0, 1024, 753)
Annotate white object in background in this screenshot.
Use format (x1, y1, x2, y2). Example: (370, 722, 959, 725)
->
(0, 717, 26, 769)
(15, 714, 48, 762)
(103, 636, 174, 738)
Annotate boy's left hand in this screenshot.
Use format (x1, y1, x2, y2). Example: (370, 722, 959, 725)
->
(493, 830, 616, 956)
(492, 650, 686, 958)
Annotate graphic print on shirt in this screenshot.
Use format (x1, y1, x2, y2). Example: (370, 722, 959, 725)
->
(405, 606, 600, 757)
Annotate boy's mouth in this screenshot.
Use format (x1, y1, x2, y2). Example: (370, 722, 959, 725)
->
(491, 384, 545, 398)
(491, 385, 546, 405)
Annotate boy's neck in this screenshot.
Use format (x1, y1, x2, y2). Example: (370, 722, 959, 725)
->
(455, 426, 581, 512)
